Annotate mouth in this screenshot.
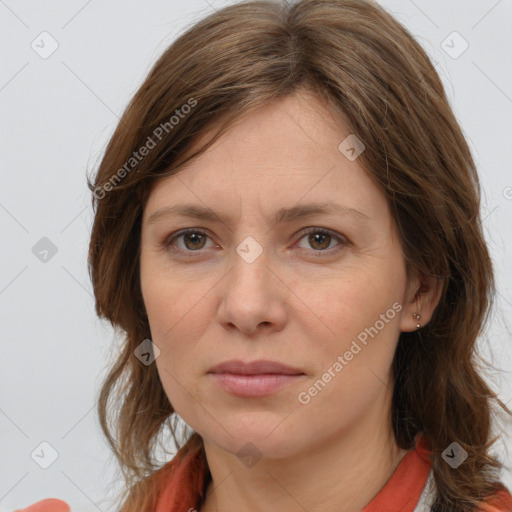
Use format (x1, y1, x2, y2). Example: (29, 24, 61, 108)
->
(207, 359, 306, 397)
(208, 359, 304, 375)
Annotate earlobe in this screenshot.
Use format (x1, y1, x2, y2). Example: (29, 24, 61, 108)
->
(399, 297, 422, 333)
(400, 276, 444, 333)
(412, 283, 428, 329)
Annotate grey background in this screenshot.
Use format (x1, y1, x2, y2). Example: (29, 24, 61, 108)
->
(0, 0, 511, 510)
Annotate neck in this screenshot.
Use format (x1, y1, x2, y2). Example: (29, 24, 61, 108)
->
(198, 392, 408, 512)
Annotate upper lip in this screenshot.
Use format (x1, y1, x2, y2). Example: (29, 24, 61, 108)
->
(208, 359, 304, 375)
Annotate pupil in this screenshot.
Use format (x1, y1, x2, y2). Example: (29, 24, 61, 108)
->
(187, 233, 203, 248)
(311, 233, 329, 249)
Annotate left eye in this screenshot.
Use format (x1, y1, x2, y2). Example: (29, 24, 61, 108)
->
(163, 228, 347, 256)
(295, 228, 346, 253)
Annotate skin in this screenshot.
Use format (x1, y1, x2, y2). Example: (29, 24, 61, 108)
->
(139, 89, 442, 512)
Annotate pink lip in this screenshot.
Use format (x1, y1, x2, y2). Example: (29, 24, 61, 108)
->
(208, 359, 304, 375)
(207, 359, 305, 397)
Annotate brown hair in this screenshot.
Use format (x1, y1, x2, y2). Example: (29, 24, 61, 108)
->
(87, 0, 511, 510)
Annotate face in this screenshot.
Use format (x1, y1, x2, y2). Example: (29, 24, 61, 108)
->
(139, 90, 420, 460)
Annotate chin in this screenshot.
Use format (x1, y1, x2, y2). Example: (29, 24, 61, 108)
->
(199, 417, 305, 461)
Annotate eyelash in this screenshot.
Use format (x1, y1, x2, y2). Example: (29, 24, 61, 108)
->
(161, 227, 348, 258)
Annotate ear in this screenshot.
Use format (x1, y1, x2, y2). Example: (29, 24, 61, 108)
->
(400, 273, 444, 332)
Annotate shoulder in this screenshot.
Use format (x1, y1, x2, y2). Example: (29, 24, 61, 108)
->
(478, 485, 512, 512)
(12, 498, 70, 512)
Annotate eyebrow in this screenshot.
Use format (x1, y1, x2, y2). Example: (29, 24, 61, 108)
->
(147, 202, 370, 227)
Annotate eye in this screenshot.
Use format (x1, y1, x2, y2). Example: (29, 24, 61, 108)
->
(163, 228, 214, 255)
(162, 227, 348, 257)
(294, 227, 347, 256)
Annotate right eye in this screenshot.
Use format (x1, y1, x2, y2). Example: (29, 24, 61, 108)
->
(162, 228, 216, 256)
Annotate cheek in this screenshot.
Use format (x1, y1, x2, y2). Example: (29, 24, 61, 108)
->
(140, 269, 219, 399)
(142, 274, 207, 416)
(298, 267, 404, 373)
(140, 276, 197, 401)
(298, 264, 402, 332)
(141, 255, 206, 341)
(297, 286, 401, 423)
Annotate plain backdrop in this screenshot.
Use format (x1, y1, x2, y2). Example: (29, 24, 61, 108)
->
(1, 1, 511, 510)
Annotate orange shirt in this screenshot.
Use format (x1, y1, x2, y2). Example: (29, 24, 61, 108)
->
(14, 433, 512, 512)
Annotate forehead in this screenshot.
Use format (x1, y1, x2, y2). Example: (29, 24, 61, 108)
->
(143, 91, 387, 223)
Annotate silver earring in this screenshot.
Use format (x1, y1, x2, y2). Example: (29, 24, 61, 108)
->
(412, 312, 421, 329)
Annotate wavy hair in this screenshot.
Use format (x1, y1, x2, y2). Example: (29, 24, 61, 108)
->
(87, 0, 511, 510)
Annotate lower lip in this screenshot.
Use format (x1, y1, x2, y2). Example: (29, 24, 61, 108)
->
(209, 373, 304, 397)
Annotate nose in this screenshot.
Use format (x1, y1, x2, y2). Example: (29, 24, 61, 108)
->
(216, 240, 288, 337)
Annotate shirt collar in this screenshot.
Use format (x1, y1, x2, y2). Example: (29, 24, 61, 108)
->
(362, 433, 432, 512)
(156, 432, 432, 512)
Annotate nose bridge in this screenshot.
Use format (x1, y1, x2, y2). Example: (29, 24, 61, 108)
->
(230, 232, 271, 289)
(214, 212, 291, 334)
(220, 228, 284, 313)
(223, 195, 279, 291)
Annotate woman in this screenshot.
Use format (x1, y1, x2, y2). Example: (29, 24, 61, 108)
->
(17, 0, 512, 511)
